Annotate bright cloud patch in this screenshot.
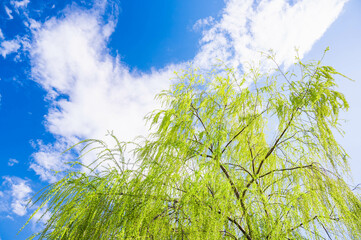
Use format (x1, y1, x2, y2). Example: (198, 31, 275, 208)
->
(0, 39, 21, 58)
(30, 204, 51, 231)
(4, 6, 13, 20)
(0, 176, 49, 230)
(29, 0, 348, 182)
(30, 139, 73, 182)
(8, 158, 19, 166)
(194, 0, 348, 70)
(30, 7, 179, 180)
(0, 177, 32, 216)
(11, 0, 30, 8)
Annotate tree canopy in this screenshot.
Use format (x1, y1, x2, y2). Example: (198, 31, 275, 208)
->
(25, 54, 361, 239)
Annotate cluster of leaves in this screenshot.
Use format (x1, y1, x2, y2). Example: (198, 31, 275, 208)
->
(25, 55, 361, 239)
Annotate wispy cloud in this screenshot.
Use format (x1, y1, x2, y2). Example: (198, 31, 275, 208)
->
(0, 177, 32, 216)
(30, 6, 179, 180)
(27, 203, 51, 232)
(0, 176, 48, 230)
(0, 39, 21, 58)
(30, 139, 77, 182)
(28, 0, 348, 181)
(8, 158, 19, 167)
(11, 0, 30, 8)
(194, 0, 348, 70)
(4, 6, 13, 20)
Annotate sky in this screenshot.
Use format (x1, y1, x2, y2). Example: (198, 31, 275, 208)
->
(0, 0, 360, 238)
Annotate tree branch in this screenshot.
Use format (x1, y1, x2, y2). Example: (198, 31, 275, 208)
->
(191, 103, 210, 137)
(258, 163, 314, 179)
(222, 109, 267, 154)
(256, 111, 296, 176)
(220, 164, 241, 200)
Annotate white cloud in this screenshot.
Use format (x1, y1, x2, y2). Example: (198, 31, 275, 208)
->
(29, 204, 51, 232)
(11, 0, 30, 8)
(29, 0, 348, 182)
(11, 200, 27, 216)
(30, 139, 74, 182)
(8, 158, 19, 167)
(0, 39, 21, 58)
(27, 18, 41, 30)
(30, 7, 180, 180)
(0, 29, 4, 39)
(0, 192, 7, 213)
(4, 6, 13, 19)
(0, 177, 49, 230)
(1, 177, 32, 216)
(193, 16, 215, 31)
(194, 0, 348, 70)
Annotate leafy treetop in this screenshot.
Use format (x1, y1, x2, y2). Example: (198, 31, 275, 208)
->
(25, 53, 361, 239)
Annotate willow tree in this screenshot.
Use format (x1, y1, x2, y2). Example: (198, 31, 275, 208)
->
(25, 54, 361, 239)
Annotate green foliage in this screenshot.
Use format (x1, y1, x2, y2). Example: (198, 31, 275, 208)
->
(25, 55, 361, 239)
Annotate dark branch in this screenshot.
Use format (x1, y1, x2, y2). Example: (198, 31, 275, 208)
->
(221, 109, 267, 154)
(258, 163, 314, 179)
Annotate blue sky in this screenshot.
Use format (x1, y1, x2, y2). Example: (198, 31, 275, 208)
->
(0, 0, 360, 239)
